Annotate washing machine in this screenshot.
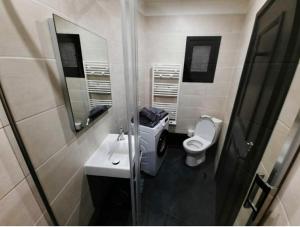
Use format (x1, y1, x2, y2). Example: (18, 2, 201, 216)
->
(139, 111, 169, 176)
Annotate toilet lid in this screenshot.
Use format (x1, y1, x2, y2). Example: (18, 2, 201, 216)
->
(194, 117, 216, 143)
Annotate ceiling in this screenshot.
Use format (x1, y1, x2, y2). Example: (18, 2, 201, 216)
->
(138, 0, 251, 16)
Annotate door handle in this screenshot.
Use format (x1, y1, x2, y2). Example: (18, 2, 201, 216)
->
(246, 141, 254, 152)
(244, 174, 274, 223)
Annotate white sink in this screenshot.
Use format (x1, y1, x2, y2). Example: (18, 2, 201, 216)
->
(84, 134, 135, 178)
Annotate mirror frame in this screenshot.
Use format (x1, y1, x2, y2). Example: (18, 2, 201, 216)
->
(48, 14, 112, 133)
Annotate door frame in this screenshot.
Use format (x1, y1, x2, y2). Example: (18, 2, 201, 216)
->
(216, 0, 300, 223)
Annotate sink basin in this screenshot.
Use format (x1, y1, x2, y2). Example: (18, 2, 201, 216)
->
(84, 134, 135, 178)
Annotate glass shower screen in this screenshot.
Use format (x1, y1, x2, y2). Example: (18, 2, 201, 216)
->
(120, 0, 141, 225)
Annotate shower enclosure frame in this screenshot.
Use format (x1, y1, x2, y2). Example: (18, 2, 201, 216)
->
(0, 83, 58, 225)
(120, 0, 141, 225)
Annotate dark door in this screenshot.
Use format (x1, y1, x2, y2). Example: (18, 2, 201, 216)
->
(216, 0, 300, 225)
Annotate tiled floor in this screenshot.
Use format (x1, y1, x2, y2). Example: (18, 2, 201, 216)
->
(140, 133, 216, 226)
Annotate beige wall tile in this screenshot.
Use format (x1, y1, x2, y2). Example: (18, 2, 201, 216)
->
(180, 83, 206, 96)
(0, 128, 24, 200)
(35, 0, 61, 10)
(17, 106, 75, 168)
(25, 175, 47, 215)
(220, 33, 242, 51)
(0, 0, 55, 58)
(65, 202, 80, 226)
(0, 100, 8, 128)
(36, 142, 81, 203)
(0, 179, 43, 225)
(51, 168, 88, 225)
(34, 214, 50, 226)
(278, 63, 300, 128)
(203, 96, 226, 112)
(177, 107, 203, 120)
(66, 191, 95, 226)
(261, 121, 290, 174)
(3, 126, 30, 176)
(205, 82, 231, 98)
(179, 94, 206, 108)
(60, 1, 111, 39)
(214, 67, 236, 83)
(176, 118, 197, 132)
(0, 59, 64, 121)
(217, 50, 240, 68)
(263, 197, 290, 226)
(204, 108, 224, 120)
(277, 152, 300, 225)
(78, 191, 95, 225)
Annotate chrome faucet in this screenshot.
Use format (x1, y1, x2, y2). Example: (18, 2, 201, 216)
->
(117, 127, 125, 141)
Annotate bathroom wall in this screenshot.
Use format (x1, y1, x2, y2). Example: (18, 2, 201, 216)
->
(138, 12, 245, 133)
(0, 0, 126, 225)
(215, 0, 267, 172)
(0, 99, 48, 225)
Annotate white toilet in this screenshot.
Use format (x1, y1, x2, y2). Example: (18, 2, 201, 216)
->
(183, 115, 222, 167)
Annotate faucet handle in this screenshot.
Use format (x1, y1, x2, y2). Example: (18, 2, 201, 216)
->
(117, 127, 125, 141)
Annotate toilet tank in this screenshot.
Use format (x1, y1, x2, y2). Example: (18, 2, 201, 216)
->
(211, 117, 223, 144)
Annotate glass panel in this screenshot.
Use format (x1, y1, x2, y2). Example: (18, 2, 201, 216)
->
(190, 45, 211, 72)
(120, 0, 141, 225)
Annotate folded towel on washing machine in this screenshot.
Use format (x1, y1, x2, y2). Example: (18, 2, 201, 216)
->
(149, 107, 168, 120)
(139, 107, 160, 127)
(140, 107, 158, 122)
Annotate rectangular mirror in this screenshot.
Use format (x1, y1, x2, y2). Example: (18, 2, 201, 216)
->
(51, 14, 112, 132)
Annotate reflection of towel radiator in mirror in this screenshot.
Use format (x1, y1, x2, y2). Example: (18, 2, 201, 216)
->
(151, 64, 182, 125)
(83, 61, 112, 110)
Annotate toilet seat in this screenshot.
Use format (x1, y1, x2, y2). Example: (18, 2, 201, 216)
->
(183, 136, 210, 153)
(194, 117, 216, 143)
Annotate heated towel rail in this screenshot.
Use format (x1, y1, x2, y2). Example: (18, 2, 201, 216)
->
(84, 61, 112, 110)
(151, 64, 181, 125)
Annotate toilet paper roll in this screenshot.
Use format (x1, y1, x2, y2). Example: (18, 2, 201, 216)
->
(187, 129, 194, 137)
(75, 122, 82, 130)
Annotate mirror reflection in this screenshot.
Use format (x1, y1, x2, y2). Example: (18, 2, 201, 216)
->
(53, 14, 112, 132)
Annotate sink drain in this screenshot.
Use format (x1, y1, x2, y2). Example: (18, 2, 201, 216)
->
(112, 159, 120, 165)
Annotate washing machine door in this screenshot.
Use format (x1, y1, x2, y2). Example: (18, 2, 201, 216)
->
(157, 129, 169, 157)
